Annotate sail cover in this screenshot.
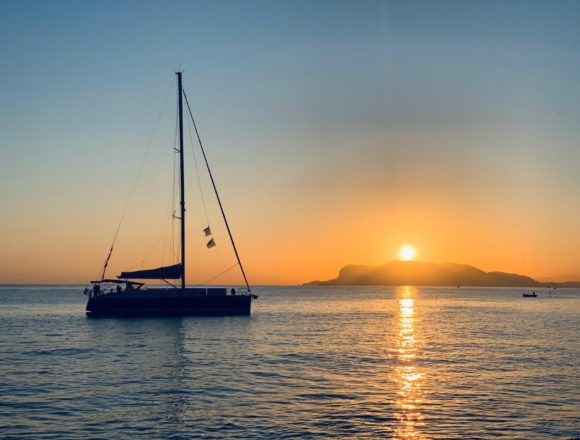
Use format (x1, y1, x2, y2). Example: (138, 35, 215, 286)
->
(118, 263, 183, 279)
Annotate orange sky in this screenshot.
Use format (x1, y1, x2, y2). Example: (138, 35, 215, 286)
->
(1, 128, 579, 285)
(1, 2, 579, 285)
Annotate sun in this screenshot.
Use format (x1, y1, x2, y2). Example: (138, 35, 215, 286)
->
(399, 245, 416, 261)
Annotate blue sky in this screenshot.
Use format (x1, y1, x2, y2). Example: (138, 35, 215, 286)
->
(1, 0, 579, 283)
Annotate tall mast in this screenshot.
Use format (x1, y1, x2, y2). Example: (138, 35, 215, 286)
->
(177, 72, 186, 289)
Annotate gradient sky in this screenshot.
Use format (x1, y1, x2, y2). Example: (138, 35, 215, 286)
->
(1, 0, 579, 284)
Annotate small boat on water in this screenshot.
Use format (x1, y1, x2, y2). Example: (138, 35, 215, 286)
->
(522, 292, 538, 298)
(85, 72, 256, 316)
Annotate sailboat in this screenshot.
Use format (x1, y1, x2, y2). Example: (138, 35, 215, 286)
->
(85, 72, 257, 316)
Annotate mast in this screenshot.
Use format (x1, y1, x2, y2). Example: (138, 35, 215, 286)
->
(177, 72, 186, 289)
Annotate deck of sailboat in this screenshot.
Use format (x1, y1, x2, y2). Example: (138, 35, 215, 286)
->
(90, 287, 234, 299)
(86, 288, 252, 316)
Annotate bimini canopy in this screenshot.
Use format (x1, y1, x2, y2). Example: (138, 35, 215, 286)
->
(118, 263, 183, 280)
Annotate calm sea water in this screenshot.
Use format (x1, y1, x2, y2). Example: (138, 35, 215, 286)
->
(0, 285, 578, 439)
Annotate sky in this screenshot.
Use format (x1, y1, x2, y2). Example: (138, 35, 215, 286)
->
(1, 0, 579, 285)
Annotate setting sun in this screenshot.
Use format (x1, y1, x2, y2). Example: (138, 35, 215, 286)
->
(400, 245, 416, 261)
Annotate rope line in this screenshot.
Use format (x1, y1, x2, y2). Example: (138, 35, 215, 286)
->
(182, 89, 251, 292)
(98, 76, 173, 280)
(187, 114, 233, 284)
(199, 263, 240, 285)
(186, 107, 211, 227)
(185, 109, 235, 285)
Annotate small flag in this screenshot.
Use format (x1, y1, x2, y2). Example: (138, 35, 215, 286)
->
(203, 226, 212, 237)
(207, 238, 216, 248)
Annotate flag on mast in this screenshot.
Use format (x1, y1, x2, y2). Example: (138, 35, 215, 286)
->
(203, 226, 212, 236)
(207, 238, 216, 248)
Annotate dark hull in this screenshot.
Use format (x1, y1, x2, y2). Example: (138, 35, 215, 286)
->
(86, 293, 252, 317)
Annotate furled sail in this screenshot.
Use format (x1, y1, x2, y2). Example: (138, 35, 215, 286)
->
(118, 263, 183, 280)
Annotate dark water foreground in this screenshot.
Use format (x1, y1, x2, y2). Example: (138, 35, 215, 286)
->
(0, 285, 578, 439)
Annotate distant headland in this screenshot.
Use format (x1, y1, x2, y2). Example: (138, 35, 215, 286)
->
(305, 261, 580, 288)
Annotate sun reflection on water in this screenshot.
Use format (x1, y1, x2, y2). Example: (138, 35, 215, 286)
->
(393, 286, 426, 439)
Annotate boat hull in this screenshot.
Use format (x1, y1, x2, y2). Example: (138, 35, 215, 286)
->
(86, 290, 252, 317)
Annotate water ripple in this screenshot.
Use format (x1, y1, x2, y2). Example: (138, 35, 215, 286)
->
(0, 285, 578, 438)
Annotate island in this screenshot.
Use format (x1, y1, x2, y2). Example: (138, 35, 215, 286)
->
(305, 261, 580, 288)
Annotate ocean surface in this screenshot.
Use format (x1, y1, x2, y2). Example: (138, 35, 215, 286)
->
(0, 285, 578, 439)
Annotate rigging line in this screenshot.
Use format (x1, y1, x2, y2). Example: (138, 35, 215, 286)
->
(98, 76, 174, 280)
(172, 91, 180, 263)
(169, 100, 179, 265)
(185, 105, 210, 226)
(198, 263, 240, 286)
(172, 138, 180, 263)
(185, 114, 235, 285)
(128, 151, 176, 270)
(182, 89, 251, 292)
(143, 166, 174, 269)
(161, 85, 181, 268)
(168, 150, 175, 264)
(137, 121, 178, 269)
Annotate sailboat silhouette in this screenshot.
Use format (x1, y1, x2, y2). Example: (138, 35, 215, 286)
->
(85, 72, 256, 316)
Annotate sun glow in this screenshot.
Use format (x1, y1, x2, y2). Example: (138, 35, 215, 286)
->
(399, 245, 416, 261)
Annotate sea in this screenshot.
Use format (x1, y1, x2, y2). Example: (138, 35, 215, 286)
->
(0, 285, 578, 439)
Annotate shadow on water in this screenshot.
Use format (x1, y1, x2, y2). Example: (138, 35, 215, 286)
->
(81, 314, 253, 435)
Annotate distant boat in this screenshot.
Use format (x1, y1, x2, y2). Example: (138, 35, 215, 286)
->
(522, 292, 537, 298)
(85, 72, 256, 316)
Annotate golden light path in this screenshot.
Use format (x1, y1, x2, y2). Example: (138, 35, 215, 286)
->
(393, 286, 426, 439)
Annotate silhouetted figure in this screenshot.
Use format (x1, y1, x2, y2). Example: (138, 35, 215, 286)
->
(93, 284, 100, 296)
(116, 285, 122, 294)
(231, 288, 236, 295)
